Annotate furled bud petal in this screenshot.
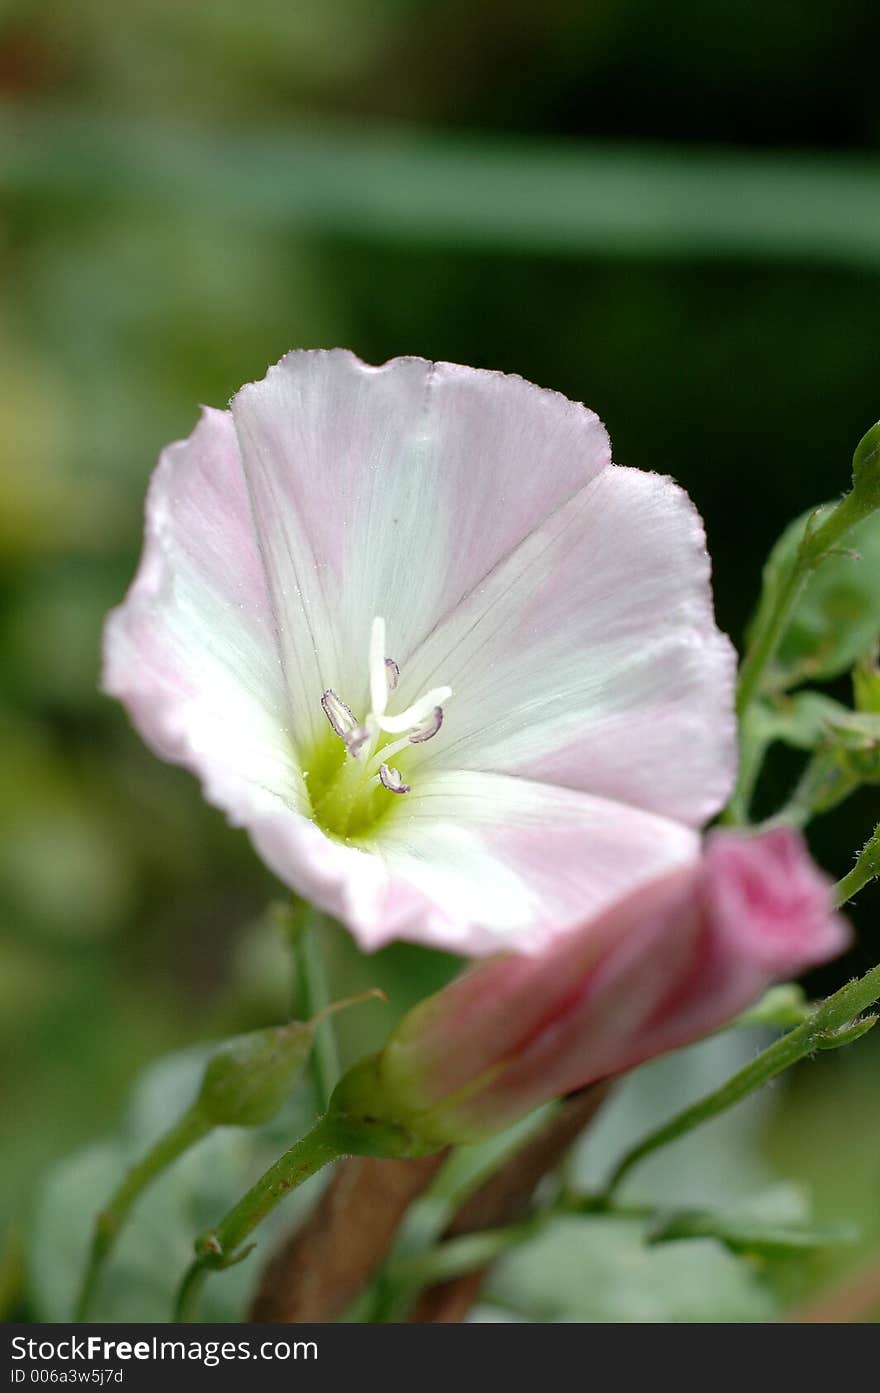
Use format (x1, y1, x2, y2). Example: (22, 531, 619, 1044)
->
(703, 828, 849, 978)
(195, 1022, 314, 1128)
(332, 830, 850, 1146)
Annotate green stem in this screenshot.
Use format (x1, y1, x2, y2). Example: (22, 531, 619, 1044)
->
(285, 904, 340, 1111)
(735, 491, 865, 721)
(174, 1114, 345, 1322)
(75, 1104, 210, 1321)
(720, 709, 771, 826)
(832, 822, 880, 908)
(601, 958, 880, 1199)
(174, 1261, 210, 1327)
(303, 924, 341, 1110)
(388, 1219, 540, 1291)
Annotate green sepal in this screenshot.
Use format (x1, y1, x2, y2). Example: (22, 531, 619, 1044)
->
(327, 1053, 440, 1159)
(814, 1015, 878, 1050)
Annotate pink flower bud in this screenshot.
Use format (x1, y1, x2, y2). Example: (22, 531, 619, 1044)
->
(354, 829, 850, 1145)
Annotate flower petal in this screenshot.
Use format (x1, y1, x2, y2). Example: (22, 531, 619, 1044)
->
(367, 769, 700, 955)
(106, 355, 737, 964)
(102, 407, 304, 818)
(230, 351, 610, 736)
(404, 464, 737, 826)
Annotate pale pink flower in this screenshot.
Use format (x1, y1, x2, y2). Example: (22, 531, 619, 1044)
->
(103, 351, 736, 955)
(350, 828, 850, 1144)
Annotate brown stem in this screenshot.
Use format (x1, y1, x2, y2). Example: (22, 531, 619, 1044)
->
(408, 1081, 613, 1323)
(250, 1150, 447, 1322)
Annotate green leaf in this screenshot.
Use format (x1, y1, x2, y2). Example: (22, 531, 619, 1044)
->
(756, 505, 880, 689)
(751, 691, 851, 751)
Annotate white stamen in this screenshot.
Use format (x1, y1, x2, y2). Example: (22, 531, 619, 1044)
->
(379, 763, 410, 795)
(409, 705, 444, 744)
(369, 616, 389, 717)
(321, 689, 357, 737)
(319, 619, 451, 796)
(377, 686, 452, 735)
(367, 732, 408, 768)
(366, 705, 443, 772)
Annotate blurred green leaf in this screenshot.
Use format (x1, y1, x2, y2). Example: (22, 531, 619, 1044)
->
(28, 1046, 322, 1321)
(30, 1047, 327, 1326)
(764, 1038, 880, 1298)
(645, 1182, 858, 1259)
(8, 107, 880, 268)
(483, 1214, 776, 1322)
(736, 984, 811, 1029)
(647, 1210, 858, 1257)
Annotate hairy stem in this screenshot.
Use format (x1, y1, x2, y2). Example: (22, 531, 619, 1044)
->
(601, 960, 880, 1199)
(832, 822, 880, 908)
(174, 1114, 345, 1322)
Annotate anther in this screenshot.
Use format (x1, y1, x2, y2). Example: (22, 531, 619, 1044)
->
(409, 705, 444, 743)
(344, 723, 372, 759)
(379, 763, 410, 795)
(321, 689, 357, 738)
(377, 686, 452, 735)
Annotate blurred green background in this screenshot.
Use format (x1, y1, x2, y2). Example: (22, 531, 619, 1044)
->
(1, 0, 879, 1321)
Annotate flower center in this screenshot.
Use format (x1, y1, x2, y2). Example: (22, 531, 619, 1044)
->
(305, 617, 451, 840)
